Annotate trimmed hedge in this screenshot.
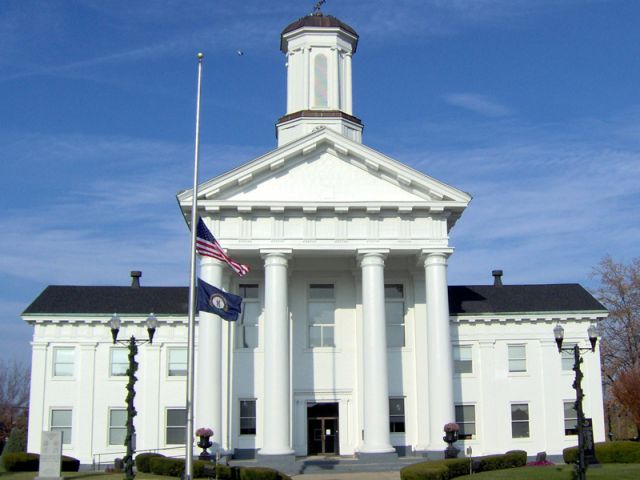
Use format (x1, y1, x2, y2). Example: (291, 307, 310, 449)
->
(563, 441, 640, 464)
(215, 464, 291, 480)
(1, 452, 80, 472)
(473, 450, 527, 472)
(400, 451, 527, 480)
(400, 458, 469, 480)
(135, 452, 165, 473)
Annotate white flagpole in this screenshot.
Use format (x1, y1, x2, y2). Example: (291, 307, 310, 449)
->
(185, 52, 204, 480)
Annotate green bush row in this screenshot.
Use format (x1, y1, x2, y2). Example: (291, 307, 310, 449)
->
(400, 450, 527, 480)
(1, 452, 80, 472)
(563, 441, 640, 464)
(143, 456, 290, 479)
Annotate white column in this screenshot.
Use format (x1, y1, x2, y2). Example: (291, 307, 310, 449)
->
(424, 252, 455, 450)
(196, 257, 225, 450)
(358, 250, 394, 454)
(344, 53, 353, 114)
(259, 250, 293, 456)
(27, 342, 48, 454)
(76, 343, 97, 462)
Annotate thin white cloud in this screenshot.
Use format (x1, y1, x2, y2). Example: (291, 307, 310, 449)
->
(443, 93, 512, 117)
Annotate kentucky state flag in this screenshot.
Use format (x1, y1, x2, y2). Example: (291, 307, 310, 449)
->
(197, 278, 242, 321)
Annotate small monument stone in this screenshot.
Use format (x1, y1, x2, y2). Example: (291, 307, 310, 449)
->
(36, 431, 63, 480)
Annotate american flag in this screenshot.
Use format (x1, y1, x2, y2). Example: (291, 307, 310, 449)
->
(196, 218, 250, 276)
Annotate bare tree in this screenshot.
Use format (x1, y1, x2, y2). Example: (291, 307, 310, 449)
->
(592, 255, 640, 438)
(0, 359, 30, 444)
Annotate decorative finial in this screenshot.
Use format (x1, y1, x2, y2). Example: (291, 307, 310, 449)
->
(197, 52, 204, 60)
(313, 0, 326, 15)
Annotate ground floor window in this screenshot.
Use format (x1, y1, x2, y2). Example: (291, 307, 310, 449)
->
(166, 408, 186, 444)
(240, 400, 256, 435)
(511, 403, 530, 438)
(564, 401, 578, 435)
(389, 398, 405, 433)
(51, 409, 72, 444)
(109, 409, 126, 445)
(455, 404, 476, 440)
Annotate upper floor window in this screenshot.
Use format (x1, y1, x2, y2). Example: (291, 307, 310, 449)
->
(53, 347, 74, 377)
(562, 344, 577, 371)
(168, 348, 187, 376)
(385, 284, 405, 348)
(508, 344, 527, 373)
(454, 345, 473, 374)
(110, 348, 128, 376)
(313, 54, 328, 107)
(308, 284, 335, 348)
(237, 284, 259, 349)
(240, 399, 257, 435)
(51, 409, 72, 444)
(166, 408, 186, 445)
(511, 403, 530, 438)
(389, 398, 405, 433)
(455, 404, 476, 440)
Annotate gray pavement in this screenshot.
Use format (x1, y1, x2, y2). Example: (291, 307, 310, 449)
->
(292, 472, 400, 479)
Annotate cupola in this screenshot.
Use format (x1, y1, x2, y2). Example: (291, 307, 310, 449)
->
(276, 7, 362, 146)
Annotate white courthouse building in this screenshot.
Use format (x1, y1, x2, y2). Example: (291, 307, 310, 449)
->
(23, 11, 608, 466)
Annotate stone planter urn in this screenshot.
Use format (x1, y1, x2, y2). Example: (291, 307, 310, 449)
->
(443, 423, 460, 459)
(195, 427, 214, 461)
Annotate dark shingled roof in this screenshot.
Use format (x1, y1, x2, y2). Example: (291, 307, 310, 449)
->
(23, 283, 606, 317)
(280, 14, 358, 52)
(448, 284, 606, 315)
(23, 286, 190, 316)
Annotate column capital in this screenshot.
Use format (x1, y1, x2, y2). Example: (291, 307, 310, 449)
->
(357, 249, 389, 267)
(200, 256, 226, 268)
(420, 249, 453, 267)
(261, 249, 292, 266)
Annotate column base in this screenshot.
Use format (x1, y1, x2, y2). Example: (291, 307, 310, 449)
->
(413, 449, 446, 460)
(356, 450, 398, 463)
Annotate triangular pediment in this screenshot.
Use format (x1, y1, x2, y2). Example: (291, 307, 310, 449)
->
(178, 128, 471, 209)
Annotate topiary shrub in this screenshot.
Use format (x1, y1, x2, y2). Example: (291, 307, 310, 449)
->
(215, 464, 236, 479)
(401, 458, 469, 480)
(147, 456, 211, 478)
(61, 455, 80, 472)
(2, 452, 39, 471)
(563, 441, 640, 464)
(135, 452, 165, 473)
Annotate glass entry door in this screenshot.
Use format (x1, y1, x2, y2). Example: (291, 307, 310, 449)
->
(307, 402, 339, 455)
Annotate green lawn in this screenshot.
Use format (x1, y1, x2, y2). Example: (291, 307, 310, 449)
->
(455, 464, 640, 480)
(0, 473, 170, 480)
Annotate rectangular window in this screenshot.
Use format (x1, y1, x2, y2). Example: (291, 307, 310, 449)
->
(562, 344, 577, 371)
(51, 409, 72, 444)
(240, 400, 256, 435)
(385, 284, 405, 348)
(168, 348, 187, 376)
(110, 348, 128, 376)
(511, 403, 530, 438)
(508, 345, 527, 373)
(308, 284, 335, 348)
(109, 409, 127, 446)
(564, 401, 578, 436)
(237, 284, 259, 349)
(455, 405, 476, 440)
(53, 348, 74, 377)
(454, 345, 473, 374)
(389, 398, 405, 433)
(166, 408, 186, 444)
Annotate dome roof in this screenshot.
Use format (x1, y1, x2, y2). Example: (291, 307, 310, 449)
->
(280, 14, 359, 52)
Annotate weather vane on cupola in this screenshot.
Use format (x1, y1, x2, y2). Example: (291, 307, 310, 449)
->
(313, 0, 326, 15)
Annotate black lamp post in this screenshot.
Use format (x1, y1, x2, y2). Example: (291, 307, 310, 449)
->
(109, 313, 157, 480)
(553, 323, 598, 480)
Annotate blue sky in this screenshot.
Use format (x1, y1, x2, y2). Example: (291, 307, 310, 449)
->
(2, 0, 639, 364)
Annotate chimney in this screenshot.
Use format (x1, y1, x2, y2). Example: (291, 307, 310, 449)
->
(492, 270, 503, 287)
(130, 271, 142, 288)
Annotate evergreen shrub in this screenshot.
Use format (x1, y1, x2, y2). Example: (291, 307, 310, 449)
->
(473, 450, 527, 472)
(61, 455, 80, 472)
(563, 441, 640, 464)
(1, 452, 80, 472)
(400, 458, 469, 480)
(238, 466, 292, 480)
(135, 452, 164, 473)
(147, 456, 210, 478)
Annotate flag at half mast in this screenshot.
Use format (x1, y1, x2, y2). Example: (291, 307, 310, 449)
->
(196, 218, 250, 276)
